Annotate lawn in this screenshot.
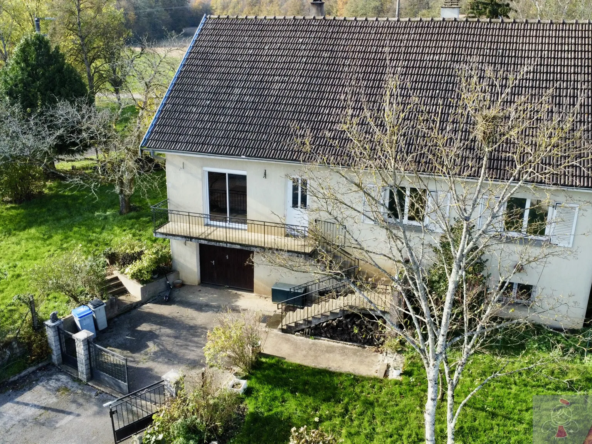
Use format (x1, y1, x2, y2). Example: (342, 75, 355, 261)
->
(0, 171, 166, 323)
(233, 353, 592, 443)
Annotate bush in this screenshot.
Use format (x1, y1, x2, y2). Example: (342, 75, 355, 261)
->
(144, 370, 242, 444)
(204, 310, 261, 375)
(104, 236, 146, 267)
(124, 242, 172, 283)
(289, 426, 338, 444)
(0, 161, 45, 203)
(31, 248, 107, 304)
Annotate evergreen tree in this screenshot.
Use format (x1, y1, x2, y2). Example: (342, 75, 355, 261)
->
(0, 33, 88, 157)
(468, 0, 514, 19)
(0, 33, 87, 113)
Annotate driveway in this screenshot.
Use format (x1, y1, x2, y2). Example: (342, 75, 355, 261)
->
(0, 366, 114, 444)
(95, 285, 275, 391)
(95, 285, 391, 391)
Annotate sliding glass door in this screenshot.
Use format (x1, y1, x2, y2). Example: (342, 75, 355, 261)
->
(207, 171, 247, 225)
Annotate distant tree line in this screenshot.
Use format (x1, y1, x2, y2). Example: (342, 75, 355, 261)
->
(117, 0, 210, 41)
(210, 0, 592, 20)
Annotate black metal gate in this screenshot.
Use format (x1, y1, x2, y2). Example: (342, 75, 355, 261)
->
(89, 343, 129, 395)
(109, 380, 167, 443)
(58, 327, 77, 370)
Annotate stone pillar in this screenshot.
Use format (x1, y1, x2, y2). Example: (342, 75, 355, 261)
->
(73, 330, 94, 382)
(44, 318, 63, 366)
(162, 370, 182, 398)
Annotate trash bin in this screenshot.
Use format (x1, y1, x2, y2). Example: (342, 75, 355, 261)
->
(88, 299, 107, 331)
(271, 282, 306, 308)
(72, 305, 96, 335)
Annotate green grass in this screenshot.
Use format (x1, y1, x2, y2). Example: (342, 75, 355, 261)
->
(0, 172, 166, 322)
(232, 354, 592, 443)
(55, 159, 98, 171)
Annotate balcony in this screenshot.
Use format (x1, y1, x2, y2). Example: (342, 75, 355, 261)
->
(151, 200, 315, 254)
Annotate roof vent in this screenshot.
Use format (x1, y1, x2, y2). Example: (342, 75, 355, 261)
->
(441, 0, 460, 19)
(310, 0, 325, 17)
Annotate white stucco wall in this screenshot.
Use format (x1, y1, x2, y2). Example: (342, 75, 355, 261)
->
(253, 253, 315, 296)
(170, 239, 200, 285)
(165, 153, 304, 221)
(164, 153, 592, 328)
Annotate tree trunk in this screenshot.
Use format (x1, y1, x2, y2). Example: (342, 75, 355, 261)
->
(447, 383, 456, 444)
(119, 193, 131, 215)
(424, 367, 439, 444)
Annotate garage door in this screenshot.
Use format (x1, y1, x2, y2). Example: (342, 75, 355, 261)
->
(199, 244, 254, 292)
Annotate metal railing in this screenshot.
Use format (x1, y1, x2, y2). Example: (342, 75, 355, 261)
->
(58, 327, 77, 370)
(276, 220, 365, 329)
(208, 189, 247, 216)
(312, 219, 360, 271)
(109, 380, 167, 443)
(279, 284, 395, 330)
(151, 200, 314, 254)
(90, 343, 129, 394)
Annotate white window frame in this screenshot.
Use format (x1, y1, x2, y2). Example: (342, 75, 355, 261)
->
(290, 177, 308, 210)
(502, 197, 552, 241)
(499, 281, 536, 306)
(203, 167, 247, 230)
(383, 187, 427, 227)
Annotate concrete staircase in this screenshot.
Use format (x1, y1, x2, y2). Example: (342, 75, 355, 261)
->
(104, 275, 128, 298)
(281, 291, 389, 333)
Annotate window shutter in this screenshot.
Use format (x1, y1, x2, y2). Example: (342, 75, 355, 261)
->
(424, 191, 450, 233)
(479, 196, 504, 233)
(550, 203, 579, 248)
(362, 185, 379, 224)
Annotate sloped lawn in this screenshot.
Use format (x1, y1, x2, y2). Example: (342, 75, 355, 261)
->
(233, 354, 592, 443)
(0, 172, 166, 322)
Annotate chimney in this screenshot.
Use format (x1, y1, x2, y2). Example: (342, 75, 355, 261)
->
(310, 0, 325, 16)
(441, 0, 460, 19)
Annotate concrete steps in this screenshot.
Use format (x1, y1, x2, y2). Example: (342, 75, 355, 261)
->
(104, 275, 128, 298)
(281, 293, 374, 333)
(280, 289, 394, 333)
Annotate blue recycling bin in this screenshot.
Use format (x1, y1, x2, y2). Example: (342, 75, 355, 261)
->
(72, 305, 96, 335)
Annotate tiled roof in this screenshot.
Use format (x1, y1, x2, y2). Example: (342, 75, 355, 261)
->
(142, 16, 592, 188)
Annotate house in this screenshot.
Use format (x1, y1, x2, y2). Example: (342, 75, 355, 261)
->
(141, 4, 592, 329)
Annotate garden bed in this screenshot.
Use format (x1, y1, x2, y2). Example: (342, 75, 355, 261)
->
(114, 270, 179, 303)
(296, 313, 386, 347)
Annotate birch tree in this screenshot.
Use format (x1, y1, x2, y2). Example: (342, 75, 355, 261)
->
(266, 65, 590, 443)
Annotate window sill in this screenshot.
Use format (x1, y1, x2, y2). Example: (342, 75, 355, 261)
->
(490, 232, 550, 247)
(498, 297, 533, 307)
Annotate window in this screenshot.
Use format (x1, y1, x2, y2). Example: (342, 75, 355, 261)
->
(386, 187, 427, 225)
(207, 171, 247, 224)
(499, 281, 535, 305)
(291, 178, 307, 209)
(503, 197, 550, 238)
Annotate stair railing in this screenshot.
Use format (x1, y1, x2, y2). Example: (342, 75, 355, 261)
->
(279, 283, 396, 331)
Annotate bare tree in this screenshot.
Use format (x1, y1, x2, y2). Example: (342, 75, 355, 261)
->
(264, 65, 590, 443)
(47, 100, 160, 214)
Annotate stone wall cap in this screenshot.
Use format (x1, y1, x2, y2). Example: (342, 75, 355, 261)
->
(44, 319, 63, 328)
(73, 330, 95, 340)
(162, 369, 181, 382)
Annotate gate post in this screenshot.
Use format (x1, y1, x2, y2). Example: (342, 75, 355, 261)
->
(44, 316, 63, 366)
(163, 370, 182, 398)
(73, 330, 94, 382)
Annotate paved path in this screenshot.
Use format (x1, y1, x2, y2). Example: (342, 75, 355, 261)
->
(95, 285, 275, 391)
(95, 285, 396, 390)
(0, 366, 114, 444)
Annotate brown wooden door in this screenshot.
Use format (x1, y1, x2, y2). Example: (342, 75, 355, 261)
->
(199, 244, 254, 292)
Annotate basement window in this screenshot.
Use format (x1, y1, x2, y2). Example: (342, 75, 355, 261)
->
(498, 281, 535, 305)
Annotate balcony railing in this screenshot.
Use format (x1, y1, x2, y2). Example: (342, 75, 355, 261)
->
(151, 200, 315, 254)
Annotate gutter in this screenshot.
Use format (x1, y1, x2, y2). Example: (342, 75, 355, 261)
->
(140, 147, 592, 194)
(139, 14, 208, 153)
